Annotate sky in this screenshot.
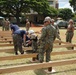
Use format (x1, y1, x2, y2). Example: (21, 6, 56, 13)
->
(58, 0, 73, 12)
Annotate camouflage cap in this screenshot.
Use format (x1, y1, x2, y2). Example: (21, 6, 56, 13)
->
(44, 16, 52, 22)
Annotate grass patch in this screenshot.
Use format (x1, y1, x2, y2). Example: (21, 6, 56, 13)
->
(0, 27, 76, 75)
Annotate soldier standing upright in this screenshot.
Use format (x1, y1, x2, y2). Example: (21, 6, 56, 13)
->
(5, 19, 10, 31)
(25, 19, 30, 32)
(66, 19, 74, 43)
(38, 16, 61, 63)
(1, 19, 6, 31)
(51, 19, 61, 41)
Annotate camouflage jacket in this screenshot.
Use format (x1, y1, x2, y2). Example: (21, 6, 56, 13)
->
(39, 24, 57, 45)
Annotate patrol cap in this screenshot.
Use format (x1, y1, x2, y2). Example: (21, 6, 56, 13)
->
(28, 30, 35, 34)
(44, 16, 52, 22)
(69, 19, 73, 23)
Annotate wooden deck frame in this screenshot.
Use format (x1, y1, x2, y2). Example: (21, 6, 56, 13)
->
(0, 43, 75, 47)
(0, 39, 62, 43)
(0, 50, 76, 61)
(0, 58, 76, 74)
(0, 47, 31, 52)
(0, 44, 75, 53)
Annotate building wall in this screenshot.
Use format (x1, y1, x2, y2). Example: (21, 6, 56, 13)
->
(26, 0, 59, 24)
(48, 0, 58, 9)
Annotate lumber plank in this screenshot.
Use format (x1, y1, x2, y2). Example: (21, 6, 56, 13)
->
(0, 47, 32, 52)
(0, 50, 76, 61)
(0, 44, 13, 46)
(0, 43, 75, 47)
(0, 58, 76, 74)
(0, 39, 13, 43)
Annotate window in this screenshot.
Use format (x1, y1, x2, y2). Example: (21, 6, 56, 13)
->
(48, 1, 53, 5)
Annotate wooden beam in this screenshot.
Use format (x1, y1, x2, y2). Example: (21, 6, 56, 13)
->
(0, 47, 32, 52)
(0, 40, 13, 43)
(0, 50, 76, 61)
(54, 40, 62, 43)
(0, 31, 12, 33)
(54, 44, 75, 48)
(0, 40, 61, 43)
(0, 58, 76, 74)
(0, 43, 75, 47)
(60, 41, 72, 45)
(0, 44, 13, 46)
(0, 48, 14, 52)
(0, 44, 75, 52)
(0, 37, 12, 39)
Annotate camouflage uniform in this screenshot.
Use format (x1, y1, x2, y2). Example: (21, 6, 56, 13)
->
(2, 20, 6, 31)
(26, 21, 30, 31)
(30, 33, 38, 52)
(54, 24, 60, 34)
(38, 24, 57, 62)
(66, 25, 74, 43)
(13, 34, 24, 55)
(52, 25, 61, 40)
(5, 20, 10, 31)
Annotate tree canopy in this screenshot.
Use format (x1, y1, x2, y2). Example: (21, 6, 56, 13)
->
(0, 0, 53, 23)
(69, 0, 76, 12)
(58, 8, 73, 20)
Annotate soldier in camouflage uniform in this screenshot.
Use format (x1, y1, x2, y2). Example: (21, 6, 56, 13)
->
(28, 30, 38, 53)
(51, 19, 61, 45)
(66, 19, 74, 43)
(38, 16, 61, 63)
(5, 19, 10, 31)
(25, 19, 30, 31)
(1, 19, 6, 31)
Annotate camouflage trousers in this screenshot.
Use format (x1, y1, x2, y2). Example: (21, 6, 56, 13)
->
(38, 42, 53, 62)
(32, 40, 37, 52)
(26, 27, 30, 31)
(66, 32, 74, 43)
(13, 34, 24, 55)
(2, 25, 5, 31)
(5, 25, 9, 31)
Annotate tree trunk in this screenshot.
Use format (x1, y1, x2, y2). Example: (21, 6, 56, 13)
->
(16, 16, 20, 24)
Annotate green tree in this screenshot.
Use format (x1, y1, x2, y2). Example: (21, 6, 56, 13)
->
(69, 0, 76, 12)
(0, 0, 52, 24)
(58, 8, 73, 20)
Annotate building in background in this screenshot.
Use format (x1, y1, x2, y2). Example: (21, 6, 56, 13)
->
(48, 0, 59, 9)
(10, 0, 59, 24)
(25, 0, 59, 24)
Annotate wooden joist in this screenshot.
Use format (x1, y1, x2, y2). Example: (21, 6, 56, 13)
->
(0, 44, 13, 46)
(0, 44, 75, 53)
(0, 48, 14, 52)
(54, 44, 75, 48)
(0, 43, 75, 47)
(0, 58, 76, 74)
(0, 47, 32, 52)
(0, 50, 76, 61)
(0, 40, 61, 43)
(0, 40, 13, 43)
